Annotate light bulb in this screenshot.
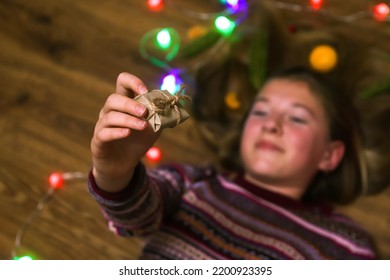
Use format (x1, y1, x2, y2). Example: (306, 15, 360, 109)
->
(215, 16, 236, 35)
(156, 28, 172, 49)
(373, 3, 389, 21)
(148, 0, 163, 12)
(309, 0, 323, 11)
(48, 172, 64, 189)
(146, 147, 162, 162)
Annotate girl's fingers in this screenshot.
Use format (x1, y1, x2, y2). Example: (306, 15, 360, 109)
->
(95, 127, 131, 143)
(94, 110, 148, 143)
(99, 110, 147, 132)
(101, 93, 147, 117)
(94, 72, 150, 144)
(116, 72, 148, 97)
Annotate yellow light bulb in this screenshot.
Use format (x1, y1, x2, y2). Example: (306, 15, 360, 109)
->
(309, 45, 338, 73)
(225, 91, 241, 110)
(187, 25, 208, 41)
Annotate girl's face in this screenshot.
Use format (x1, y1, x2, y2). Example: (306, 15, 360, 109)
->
(240, 78, 339, 190)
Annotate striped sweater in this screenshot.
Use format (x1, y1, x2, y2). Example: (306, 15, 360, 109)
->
(88, 163, 377, 259)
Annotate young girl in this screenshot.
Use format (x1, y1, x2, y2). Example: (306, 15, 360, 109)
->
(88, 67, 377, 259)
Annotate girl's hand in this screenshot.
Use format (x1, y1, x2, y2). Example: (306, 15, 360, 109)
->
(91, 73, 161, 192)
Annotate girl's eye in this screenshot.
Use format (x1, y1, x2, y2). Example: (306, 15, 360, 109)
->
(289, 116, 307, 124)
(252, 110, 267, 116)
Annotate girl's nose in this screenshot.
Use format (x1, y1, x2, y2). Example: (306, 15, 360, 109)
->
(262, 114, 282, 134)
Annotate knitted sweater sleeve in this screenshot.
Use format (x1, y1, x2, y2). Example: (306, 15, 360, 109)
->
(87, 162, 205, 237)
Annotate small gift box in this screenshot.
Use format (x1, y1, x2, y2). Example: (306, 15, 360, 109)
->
(134, 85, 191, 132)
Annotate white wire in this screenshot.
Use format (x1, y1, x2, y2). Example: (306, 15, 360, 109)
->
(11, 172, 87, 260)
(11, 188, 55, 260)
(164, 0, 378, 24)
(274, 0, 373, 23)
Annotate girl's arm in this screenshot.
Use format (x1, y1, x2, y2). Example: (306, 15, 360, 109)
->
(91, 72, 161, 193)
(88, 163, 208, 237)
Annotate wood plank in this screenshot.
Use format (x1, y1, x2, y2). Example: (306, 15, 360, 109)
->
(1, 0, 389, 260)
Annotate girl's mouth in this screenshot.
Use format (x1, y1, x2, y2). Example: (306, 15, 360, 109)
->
(256, 140, 284, 152)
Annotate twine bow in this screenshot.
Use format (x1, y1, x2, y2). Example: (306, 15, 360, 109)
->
(149, 84, 191, 125)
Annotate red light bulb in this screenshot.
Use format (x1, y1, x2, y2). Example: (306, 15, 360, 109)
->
(309, 0, 323, 11)
(48, 172, 64, 189)
(146, 147, 162, 162)
(373, 3, 389, 21)
(148, 0, 164, 12)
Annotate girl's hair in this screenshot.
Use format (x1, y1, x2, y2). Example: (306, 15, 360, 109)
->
(188, 1, 389, 204)
(220, 66, 371, 205)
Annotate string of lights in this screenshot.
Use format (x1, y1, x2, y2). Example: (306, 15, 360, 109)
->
(142, 0, 389, 91)
(11, 160, 161, 260)
(12, 0, 389, 260)
(148, 0, 247, 20)
(165, 0, 245, 20)
(275, 1, 390, 23)
(139, 27, 181, 71)
(11, 172, 87, 260)
(12, 187, 55, 260)
(149, 0, 390, 23)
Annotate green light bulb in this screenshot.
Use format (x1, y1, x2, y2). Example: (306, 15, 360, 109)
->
(14, 255, 34, 260)
(156, 28, 172, 49)
(215, 16, 236, 35)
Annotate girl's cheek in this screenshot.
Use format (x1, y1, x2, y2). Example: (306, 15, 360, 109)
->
(287, 129, 310, 148)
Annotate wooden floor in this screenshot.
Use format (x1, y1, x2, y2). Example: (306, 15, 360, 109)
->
(0, 0, 389, 260)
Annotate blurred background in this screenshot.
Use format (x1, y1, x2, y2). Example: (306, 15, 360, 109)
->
(0, 0, 389, 260)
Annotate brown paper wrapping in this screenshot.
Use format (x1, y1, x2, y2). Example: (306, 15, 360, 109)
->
(134, 85, 191, 132)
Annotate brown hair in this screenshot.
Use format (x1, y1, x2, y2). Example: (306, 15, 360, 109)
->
(187, 1, 389, 205)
